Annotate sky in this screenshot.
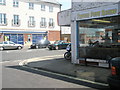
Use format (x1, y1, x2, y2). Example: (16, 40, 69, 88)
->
(57, 0, 71, 10)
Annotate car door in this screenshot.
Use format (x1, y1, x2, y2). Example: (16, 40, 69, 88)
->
(3, 41, 9, 49)
(61, 41, 68, 49)
(9, 41, 17, 49)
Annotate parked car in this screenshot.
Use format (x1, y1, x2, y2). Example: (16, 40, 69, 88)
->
(0, 41, 23, 51)
(107, 57, 120, 89)
(48, 40, 70, 50)
(30, 39, 50, 49)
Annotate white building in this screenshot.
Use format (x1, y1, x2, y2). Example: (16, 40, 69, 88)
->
(0, 0, 61, 45)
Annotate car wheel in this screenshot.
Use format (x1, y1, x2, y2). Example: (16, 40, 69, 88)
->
(0, 47, 4, 51)
(18, 46, 22, 50)
(55, 46, 59, 50)
(36, 46, 39, 49)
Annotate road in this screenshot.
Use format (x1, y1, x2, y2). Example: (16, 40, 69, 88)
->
(1, 48, 89, 88)
(0, 48, 105, 89)
(1, 48, 65, 61)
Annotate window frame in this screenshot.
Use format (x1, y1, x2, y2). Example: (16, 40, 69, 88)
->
(41, 4, 45, 11)
(49, 6, 53, 12)
(49, 18, 54, 27)
(0, 0, 6, 5)
(40, 17, 46, 28)
(28, 16, 35, 27)
(13, 0, 19, 7)
(29, 3, 34, 9)
(12, 14, 20, 26)
(0, 13, 7, 25)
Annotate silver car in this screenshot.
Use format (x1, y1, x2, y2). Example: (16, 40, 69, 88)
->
(0, 41, 23, 51)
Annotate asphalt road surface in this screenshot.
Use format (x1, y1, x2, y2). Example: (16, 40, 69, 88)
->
(1, 48, 65, 61)
(1, 48, 109, 89)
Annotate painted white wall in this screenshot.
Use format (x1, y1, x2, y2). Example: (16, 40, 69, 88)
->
(58, 9, 71, 26)
(0, 0, 60, 31)
(61, 26, 71, 34)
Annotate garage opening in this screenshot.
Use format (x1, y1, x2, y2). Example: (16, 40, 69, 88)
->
(78, 15, 120, 60)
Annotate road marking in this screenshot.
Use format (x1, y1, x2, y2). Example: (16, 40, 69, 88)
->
(1, 55, 63, 64)
(19, 55, 63, 66)
(0, 60, 22, 64)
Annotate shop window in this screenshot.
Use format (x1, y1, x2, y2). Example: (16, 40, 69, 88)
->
(78, 16, 120, 60)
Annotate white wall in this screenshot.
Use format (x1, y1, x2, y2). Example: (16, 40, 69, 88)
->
(0, 0, 60, 31)
(58, 9, 71, 26)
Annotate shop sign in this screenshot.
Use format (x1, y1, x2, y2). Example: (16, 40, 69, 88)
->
(77, 8, 118, 20)
(76, 4, 119, 20)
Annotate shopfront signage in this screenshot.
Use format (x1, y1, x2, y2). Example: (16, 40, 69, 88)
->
(76, 4, 119, 20)
(77, 8, 118, 20)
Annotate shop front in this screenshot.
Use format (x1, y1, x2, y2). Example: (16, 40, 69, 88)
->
(71, 2, 120, 64)
(0, 31, 47, 45)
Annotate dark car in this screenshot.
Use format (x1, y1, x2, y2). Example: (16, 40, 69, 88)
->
(107, 57, 120, 89)
(48, 40, 70, 50)
(30, 39, 50, 49)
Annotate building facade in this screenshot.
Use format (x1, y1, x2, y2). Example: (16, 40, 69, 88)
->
(58, 0, 120, 64)
(0, 0, 61, 45)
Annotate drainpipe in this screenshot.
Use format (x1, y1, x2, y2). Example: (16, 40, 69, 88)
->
(59, 4, 62, 40)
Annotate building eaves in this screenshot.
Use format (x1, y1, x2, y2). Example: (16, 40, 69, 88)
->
(19, 0, 61, 5)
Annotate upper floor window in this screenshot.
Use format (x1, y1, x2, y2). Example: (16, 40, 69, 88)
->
(0, 0, 5, 5)
(12, 15, 20, 26)
(29, 3, 34, 9)
(49, 18, 54, 27)
(49, 6, 53, 12)
(13, 0, 19, 7)
(40, 17, 46, 27)
(28, 16, 35, 27)
(41, 4, 45, 11)
(0, 13, 7, 26)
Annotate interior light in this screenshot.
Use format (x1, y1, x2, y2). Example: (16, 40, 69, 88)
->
(92, 19, 111, 23)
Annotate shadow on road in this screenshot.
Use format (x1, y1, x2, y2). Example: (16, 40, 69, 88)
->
(5, 65, 110, 90)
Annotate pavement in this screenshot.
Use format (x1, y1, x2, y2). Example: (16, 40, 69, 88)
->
(20, 54, 111, 85)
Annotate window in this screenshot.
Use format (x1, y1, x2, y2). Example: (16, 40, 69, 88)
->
(40, 17, 46, 27)
(49, 6, 53, 12)
(28, 16, 35, 27)
(12, 15, 20, 26)
(29, 3, 34, 9)
(13, 0, 19, 7)
(49, 18, 54, 27)
(3, 41, 8, 44)
(9, 41, 15, 44)
(0, 0, 5, 5)
(41, 4, 45, 11)
(0, 13, 7, 25)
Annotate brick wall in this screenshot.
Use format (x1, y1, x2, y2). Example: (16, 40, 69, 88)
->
(48, 31, 60, 41)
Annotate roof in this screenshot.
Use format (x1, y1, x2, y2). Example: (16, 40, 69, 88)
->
(19, 0, 61, 5)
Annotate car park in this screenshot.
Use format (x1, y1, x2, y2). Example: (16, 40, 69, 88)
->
(48, 40, 70, 50)
(30, 39, 50, 49)
(0, 41, 23, 51)
(107, 57, 120, 89)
